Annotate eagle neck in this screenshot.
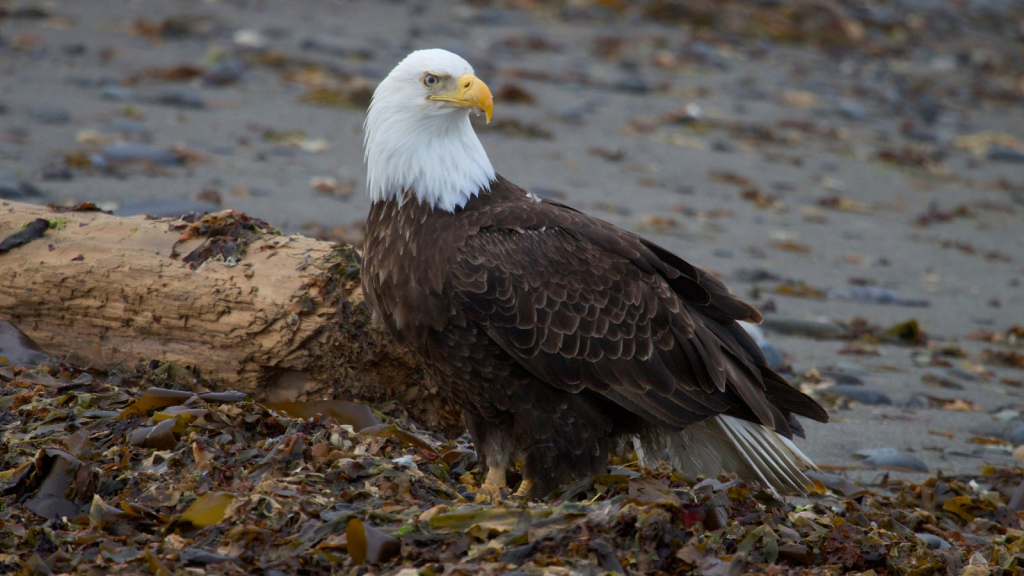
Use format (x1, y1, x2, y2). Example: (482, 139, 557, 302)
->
(365, 109, 495, 213)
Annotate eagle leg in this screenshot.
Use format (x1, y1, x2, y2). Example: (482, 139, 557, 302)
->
(475, 466, 508, 503)
(513, 479, 533, 499)
(465, 411, 514, 503)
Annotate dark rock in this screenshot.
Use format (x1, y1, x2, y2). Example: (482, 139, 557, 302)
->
(0, 320, 54, 367)
(499, 544, 536, 566)
(760, 317, 847, 338)
(711, 140, 734, 153)
(837, 99, 868, 121)
(819, 371, 864, 385)
(827, 385, 892, 405)
(916, 94, 942, 124)
(739, 322, 786, 370)
(29, 105, 71, 125)
(299, 38, 374, 60)
(969, 420, 1012, 438)
(100, 143, 181, 166)
(826, 286, 929, 307)
(9, 6, 51, 19)
(0, 143, 20, 158)
(106, 118, 150, 137)
(613, 76, 651, 94)
(735, 268, 785, 283)
(688, 41, 729, 68)
(988, 144, 1024, 163)
(101, 86, 135, 103)
(203, 60, 244, 86)
(1006, 425, 1024, 445)
(40, 163, 74, 180)
(915, 533, 951, 550)
(855, 448, 929, 472)
(66, 76, 98, 89)
(899, 395, 929, 409)
(154, 87, 205, 109)
(180, 549, 240, 565)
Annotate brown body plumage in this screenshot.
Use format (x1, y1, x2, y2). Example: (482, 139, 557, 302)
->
(363, 176, 828, 497)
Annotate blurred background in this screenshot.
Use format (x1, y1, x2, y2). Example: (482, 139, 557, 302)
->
(1, 0, 1023, 479)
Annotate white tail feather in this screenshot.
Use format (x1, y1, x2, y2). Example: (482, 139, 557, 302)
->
(639, 415, 817, 495)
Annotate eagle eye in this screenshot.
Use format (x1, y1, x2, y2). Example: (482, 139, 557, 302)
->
(423, 74, 440, 88)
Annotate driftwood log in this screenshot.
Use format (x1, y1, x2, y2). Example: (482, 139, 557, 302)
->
(0, 200, 460, 432)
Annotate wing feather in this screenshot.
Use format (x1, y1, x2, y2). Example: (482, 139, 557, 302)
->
(448, 200, 827, 436)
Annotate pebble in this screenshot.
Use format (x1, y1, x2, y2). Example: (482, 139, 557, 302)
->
(613, 76, 651, 95)
(99, 143, 182, 166)
(154, 87, 205, 109)
(988, 144, 1024, 163)
(836, 99, 868, 121)
(818, 370, 864, 385)
(66, 76, 99, 89)
(914, 533, 951, 550)
(738, 321, 786, 369)
(106, 118, 150, 137)
(969, 420, 1012, 438)
(204, 60, 245, 86)
(804, 470, 861, 496)
(827, 385, 892, 405)
(101, 86, 136, 103)
(760, 317, 847, 339)
(923, 369, 965, 390)
(899, 395, 929, 409)
(942, 448, 1014, 463)
(826, 286, 929, 307)
(688, 41, 729, 68)
(0, 143, 20, 159)
(711, 140, 734, 153)
(854, 448, 929, 472)
(735, 268, 785, 283)
(1008, 425, 1024, 445)
(29, 105, 71, 125)
(299, 37, 375, 60)
(40, 163, 74, 181)
(830, 363, 870, 378)
(233, 29, 269, 50)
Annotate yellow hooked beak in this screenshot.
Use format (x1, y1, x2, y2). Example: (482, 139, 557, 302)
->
(429, 73, 493, 123)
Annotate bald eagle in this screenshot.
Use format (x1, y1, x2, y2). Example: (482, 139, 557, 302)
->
(362, 49, 828, 499)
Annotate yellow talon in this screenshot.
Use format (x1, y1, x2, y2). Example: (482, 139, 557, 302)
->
(513, 479, 533, 499)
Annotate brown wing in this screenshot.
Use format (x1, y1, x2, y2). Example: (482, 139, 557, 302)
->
(447, 192, 827, 438)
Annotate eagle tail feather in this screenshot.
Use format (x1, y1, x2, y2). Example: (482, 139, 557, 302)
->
(639, 415, 817, 496)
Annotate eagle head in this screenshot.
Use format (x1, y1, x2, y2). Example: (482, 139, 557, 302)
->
(364, 49, 497, 213)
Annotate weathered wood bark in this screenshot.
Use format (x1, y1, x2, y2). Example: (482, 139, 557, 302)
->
(0, 201, 460, 432)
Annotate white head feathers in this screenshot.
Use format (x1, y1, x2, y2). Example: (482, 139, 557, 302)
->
(364, 49, 496, 212)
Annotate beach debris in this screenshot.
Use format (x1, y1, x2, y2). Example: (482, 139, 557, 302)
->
(0, 218, 48, 254)
(853, 448, 929, 473)
(2, 354, 1024, 574)
(310, 176, 354, 198)
(819, 385, 892, 406)
(0, 320, 53, 367)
